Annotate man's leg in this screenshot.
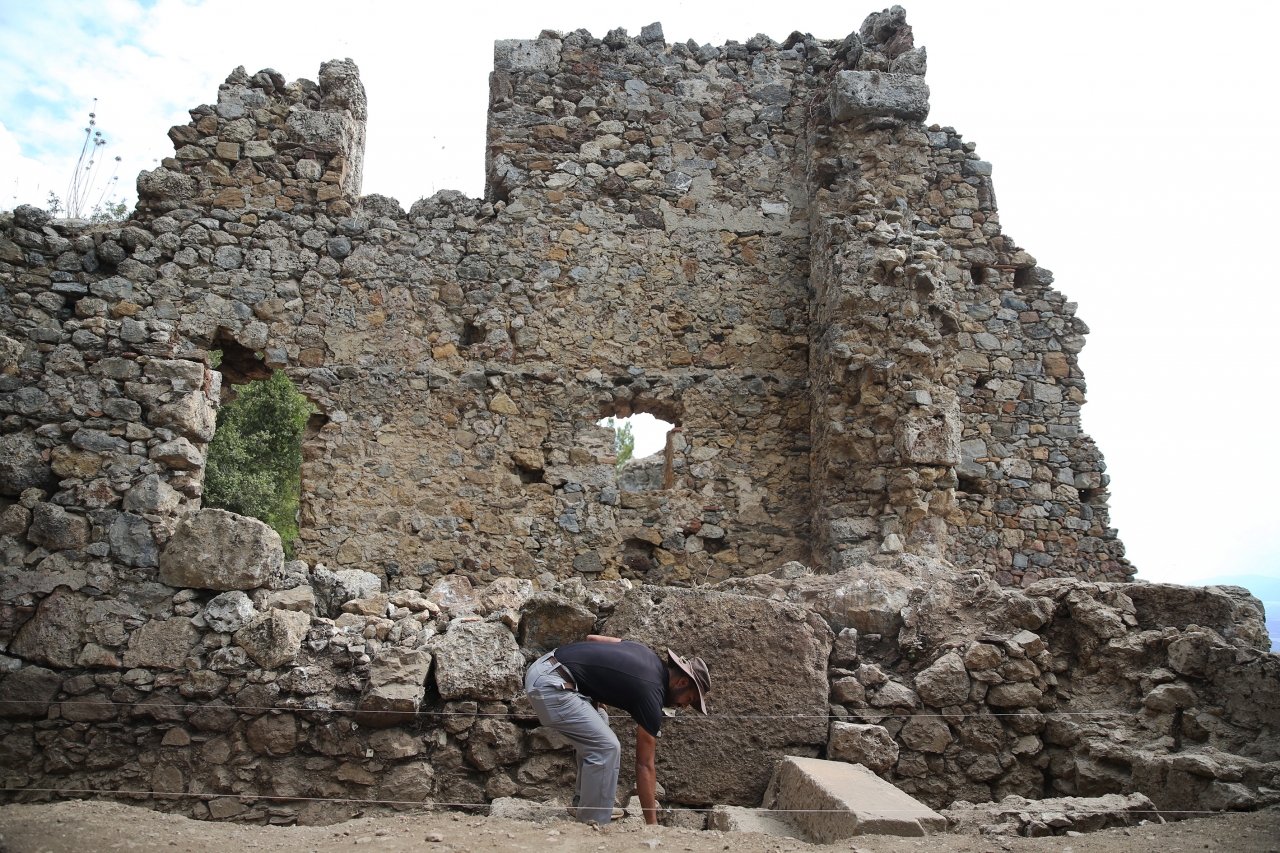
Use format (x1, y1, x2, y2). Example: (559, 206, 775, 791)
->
(524, 656, 621, 824)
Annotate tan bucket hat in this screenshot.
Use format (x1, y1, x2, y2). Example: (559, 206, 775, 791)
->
(667, 649, 711, 715)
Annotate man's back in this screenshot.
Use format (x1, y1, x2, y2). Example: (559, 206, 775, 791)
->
(554, 640, 667, 737)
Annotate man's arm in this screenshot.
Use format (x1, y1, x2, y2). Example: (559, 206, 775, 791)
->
(635, 725, 659, 825)
(586, 634, 622, 642)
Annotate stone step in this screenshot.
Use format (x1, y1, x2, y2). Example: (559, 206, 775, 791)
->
(772, 756, 946, 841)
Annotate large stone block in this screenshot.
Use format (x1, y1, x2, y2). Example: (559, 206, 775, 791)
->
(828, 722, 899, 772)
(914, 652, 970, 707)
(893, 402, 960, 465)
(357, 648, 432, 727)
(0, 432, 52, 496)
(0, 665, 62, 718)
(429, 620, 524, 701)
(494, 38, 562, 73)
(159, 509, 284, 591)
(603, 586, 833, 806)
(517, 592, 596, 653)
(830, 71, 930, 122)
(9, 587, 86, 668)
(234, 608, 310, 669)
(774, 756, 945, 841)
(123, 617, 200, 670)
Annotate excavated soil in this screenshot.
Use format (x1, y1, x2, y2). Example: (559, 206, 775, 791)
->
(0, 800, 1277, 853)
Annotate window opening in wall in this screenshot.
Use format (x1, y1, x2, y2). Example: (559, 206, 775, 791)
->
(970, 265, 987, 286)
(204, 353, 316, 559)
(597, 413, 675, 491)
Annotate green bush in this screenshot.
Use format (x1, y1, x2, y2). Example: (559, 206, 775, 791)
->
(203, 370, 313, 557)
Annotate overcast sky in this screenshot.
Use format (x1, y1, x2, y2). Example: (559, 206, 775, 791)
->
(2, 1, 1277, 589)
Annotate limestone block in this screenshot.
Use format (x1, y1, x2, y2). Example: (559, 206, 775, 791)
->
(286, 109, 359, 152)
(234, 608, 311, 669)
(121, 473, 182, 514)
(775, 757, 945, 840)
(150, 437, 203, 469)
(830, 71, 930, 122)
(27, 504, 90, 550)
(899, 714, 952, 753)
(429, 620, 524, 701)
(357, 648, 432, 727)
(159, 509, 284, 591)
(985, 682, 1043, 707)
(707, 805, 797, 837)
(312, 566, 381, 616)
(605, 586, 833, 806)
(0, 665, 62, 718)
(489, 796, 566, 823)
(893, 403, 960, 465)
(246, 712, 297, 755)
(123, 617, 200, 670)
(831, 628, 859, 667)
(202, 590, 258, 633)
(148, 391, 216, 442)
(828, 722, 899, 773)
(426, 574, 479, 615)
(479, 577, 534, 614)
(913, 652, 970, 707)
(494, 38, 563, 72)
(262, 586, 315, 614)
(109, 512, 159, 568)
(9, 587, 86, 668)
(378, 761, 437, 810)
(517, 592, 596, 653)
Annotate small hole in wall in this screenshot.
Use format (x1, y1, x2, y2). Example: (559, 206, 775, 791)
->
(957, 475, 986, 496)
(518, 466, 545, 485)
(970, 265, 987, 286)
(461, 320, 484, 348)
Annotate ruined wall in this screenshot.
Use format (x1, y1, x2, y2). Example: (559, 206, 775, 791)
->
(0, 5, 1209, 827)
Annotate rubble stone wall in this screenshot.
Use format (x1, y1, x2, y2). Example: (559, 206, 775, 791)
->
(2, 5, 1245, 829)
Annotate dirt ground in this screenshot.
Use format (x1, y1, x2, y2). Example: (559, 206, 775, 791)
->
(0, 800, 1277, 853)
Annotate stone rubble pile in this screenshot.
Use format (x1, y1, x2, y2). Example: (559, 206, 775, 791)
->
(0, 3, 1272, 832)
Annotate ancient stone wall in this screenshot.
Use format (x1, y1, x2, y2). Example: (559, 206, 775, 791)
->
(0, 5, 1227, 829)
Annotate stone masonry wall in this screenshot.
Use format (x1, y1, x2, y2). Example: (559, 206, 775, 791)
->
(0, 5, 1203, 828)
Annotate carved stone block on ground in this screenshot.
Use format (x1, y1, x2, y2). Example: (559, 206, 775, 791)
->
(774, 756, 945, 841)
(708, 805, 798, 837)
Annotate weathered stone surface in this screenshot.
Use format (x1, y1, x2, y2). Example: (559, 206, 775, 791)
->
(121, 473, 182, 514)
(247, 712, 297, 755)
(357, 648, 432, 727)
(605, 586, 833, 805)
(707, 805, 796, 837)
(943, 792, 1157, 836)
(830, 70, 930, 122)
(234, 608, 310, 669)
(159, 509, 284, 590)
(123, 617, 199, 670)
(378, 761, 437, 809)
(0, 433, 51, 496)
(26, 504, 91, 550)
(986, 682, 1043, 708)
(517, 592, 596, 653)
(313, 566, 381, 617)
(9, 587, 85, 668)
(828, 722, 899, 772)
(0, 665, 62, 717)
(494, 38, 562, 73)
(489, 796, 567, 823)
(426, 574, 479, 614)
(429, 620, 524, 701)
(774, 757, 945, 840)
(914, 652, 970, 707)
(899, 713, 952, 753)
(202, 590, 257, 633)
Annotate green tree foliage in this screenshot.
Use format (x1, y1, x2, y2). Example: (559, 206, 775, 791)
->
(604, 417, 635, 471)
(204, 370, 313, 556)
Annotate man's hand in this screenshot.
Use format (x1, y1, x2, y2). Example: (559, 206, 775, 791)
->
(586, 634, 622, 642)
(635, 726, 658, 825)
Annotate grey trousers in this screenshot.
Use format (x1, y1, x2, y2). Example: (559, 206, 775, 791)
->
(524, 652, 620, 824)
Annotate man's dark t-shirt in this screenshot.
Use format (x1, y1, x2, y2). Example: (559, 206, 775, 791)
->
(554, 640, 667, 737)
